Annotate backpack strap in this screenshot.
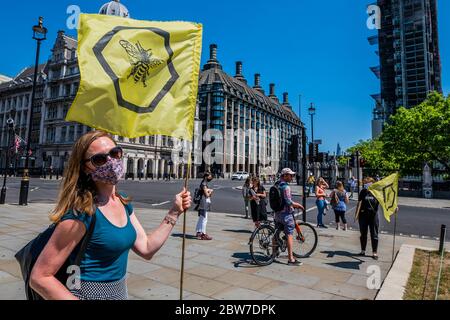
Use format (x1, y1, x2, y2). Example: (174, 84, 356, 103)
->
(74, 213, 96, 266)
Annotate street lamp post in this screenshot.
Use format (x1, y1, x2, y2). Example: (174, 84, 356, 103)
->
(19, 17, 47, 206)
(0, 110, 16, 204)
(308, 103, 316, 162)
(355, 150, 361, 195)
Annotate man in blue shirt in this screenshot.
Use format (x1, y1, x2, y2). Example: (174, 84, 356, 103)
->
(275, 168, 305, 266)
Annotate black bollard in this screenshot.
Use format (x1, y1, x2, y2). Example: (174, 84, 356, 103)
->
(439, 224, 446, 255)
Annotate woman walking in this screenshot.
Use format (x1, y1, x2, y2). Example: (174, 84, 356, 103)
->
(315, 177, 329, 228)
(195, 172, 214, 240)
(242, 177, 252, 219)
(330, 181, 349, 230)
(355, 177, 380, 260)
(30, 131, 191, 300)
(249, 177, 267, 228)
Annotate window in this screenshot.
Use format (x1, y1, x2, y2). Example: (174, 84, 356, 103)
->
(47, 106, 57, 119)
(61, 127, 67, 142)
(77, 126, 83, 139)
(46, 127, 56, 142)
(64, 84, 71, 96)
(72, 82, 79, 95)
(50, 86, 59, 98)
(68, 126, 75, 141)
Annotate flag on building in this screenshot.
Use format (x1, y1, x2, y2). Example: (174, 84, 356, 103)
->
(66, 14, 203, 140)
(368, 173, 399, 222)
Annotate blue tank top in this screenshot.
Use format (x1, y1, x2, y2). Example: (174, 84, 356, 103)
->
(60, 198, 137, 282)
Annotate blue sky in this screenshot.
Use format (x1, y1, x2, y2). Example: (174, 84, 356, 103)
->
(1, 0, 449, 153)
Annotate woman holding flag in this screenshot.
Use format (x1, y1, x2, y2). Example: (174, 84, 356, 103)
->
(30, 131, 192, 300)
(355, 177, 380, 260)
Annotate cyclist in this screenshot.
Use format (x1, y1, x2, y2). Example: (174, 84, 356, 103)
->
(274, 168, 305, 266)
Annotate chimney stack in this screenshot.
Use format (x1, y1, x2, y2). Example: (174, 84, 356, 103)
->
(210, 44, 217, 61)
(269, 83, 275, 96)
(254, 73, 261, 87)
(203, 43, 222, 70)
(234, 61, 246, 83)
(235, 61, 243, 76)
(283, 92, 289, 104)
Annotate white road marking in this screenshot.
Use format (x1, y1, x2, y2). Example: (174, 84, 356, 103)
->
(411, 234, 418, 238)
(30, 187, 39, 192)
(151, 201, 170, 207)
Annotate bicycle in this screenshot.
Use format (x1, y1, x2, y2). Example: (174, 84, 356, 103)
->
(249, 209, 318, 266)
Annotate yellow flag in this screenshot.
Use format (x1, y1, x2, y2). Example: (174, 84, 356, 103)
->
(368, 173, 399, 222)
(66, 14, 203, 140)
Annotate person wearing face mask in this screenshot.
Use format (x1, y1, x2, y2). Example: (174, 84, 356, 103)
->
(355, 177, 380, 260)
(29, 131, 191, 300)
(195, 172, 214, 240)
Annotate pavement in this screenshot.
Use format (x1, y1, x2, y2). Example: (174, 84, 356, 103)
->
(0, 202, 445, 300)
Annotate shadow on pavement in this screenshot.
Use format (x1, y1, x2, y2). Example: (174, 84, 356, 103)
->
(321, 250, 365, 271)
(223, 229, 253, 234)
(231, 252, 260, 269)
(225, 215, 249, 219)
(171, 233, 198, 240)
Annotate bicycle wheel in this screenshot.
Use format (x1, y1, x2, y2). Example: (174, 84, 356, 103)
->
(249, 224, 276, 266)
(293, 222, 318, 258)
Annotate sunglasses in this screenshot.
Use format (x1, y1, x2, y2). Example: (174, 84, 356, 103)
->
(83, 146, 123, 167)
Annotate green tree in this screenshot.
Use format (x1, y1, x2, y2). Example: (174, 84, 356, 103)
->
(380, 92, 450, 173)
(344, 139, 397, 173)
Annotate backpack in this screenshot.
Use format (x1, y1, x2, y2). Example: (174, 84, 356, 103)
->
(330, 191, 340, 208)
(269, 182, 285, 212)
(193, 182, 205, 205)
(14, 213, 96, 300)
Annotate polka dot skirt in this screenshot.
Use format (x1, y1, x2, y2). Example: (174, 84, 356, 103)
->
(70, 277, 128, 300)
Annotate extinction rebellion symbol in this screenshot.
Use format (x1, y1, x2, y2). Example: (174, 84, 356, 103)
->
(92, 26, 180, 114)
(382, 183, 397, 211)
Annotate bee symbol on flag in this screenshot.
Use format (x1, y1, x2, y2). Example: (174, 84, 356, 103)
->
(119, 40, 164, 88)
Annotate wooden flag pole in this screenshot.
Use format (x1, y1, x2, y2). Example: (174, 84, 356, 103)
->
(179, 145, 192, 300)
(392, 211, 397, 263)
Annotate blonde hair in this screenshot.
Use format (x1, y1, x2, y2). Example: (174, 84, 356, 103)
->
(336, 181, 344, 191)
(363, 177, 375, 184)
(317, 177, 326, 187)
(50, 131, 129, 223)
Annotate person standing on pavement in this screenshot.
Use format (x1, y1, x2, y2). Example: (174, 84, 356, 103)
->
(306, 174, 315, 196)
(315, 177, 329, 228)
(330, 181, 349, 230)
(355, 177, 380, 260)
(274, 168, 305, 266)
(249, 177, 267, 228)
(348, 176, 357, 198)
(242, 177, 252, 219)
(29, 131, 191, 300)
(195, 172, 214, 240)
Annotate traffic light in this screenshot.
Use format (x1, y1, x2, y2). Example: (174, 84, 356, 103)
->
(360, 158, 366, 168)
(308, 143, 318, 162)
(350, 155, 356, 167)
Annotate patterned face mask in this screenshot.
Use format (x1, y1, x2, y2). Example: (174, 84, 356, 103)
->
(90, 158, 124, 185)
